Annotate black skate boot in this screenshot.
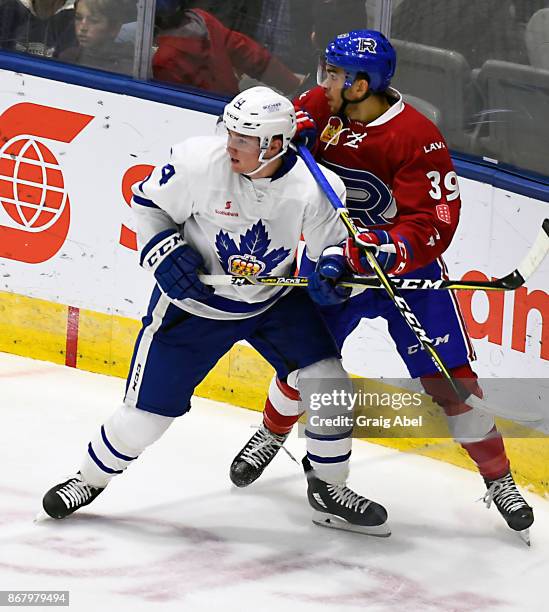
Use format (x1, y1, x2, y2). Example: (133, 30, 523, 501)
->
(302, 457, 390, 537)
(482, 471, 534, 544)
(42, 473, 104, 519)
(230, 424, 290, 487)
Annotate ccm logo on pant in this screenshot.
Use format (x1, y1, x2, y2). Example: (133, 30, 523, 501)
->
(408, 334, 450, 355)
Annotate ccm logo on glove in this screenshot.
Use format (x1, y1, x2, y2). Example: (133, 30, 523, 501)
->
(142, 231, 184, 270)
(141, 229, 214, 301)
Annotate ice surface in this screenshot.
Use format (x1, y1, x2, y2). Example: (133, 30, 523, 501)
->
(1, 352, 548, 611)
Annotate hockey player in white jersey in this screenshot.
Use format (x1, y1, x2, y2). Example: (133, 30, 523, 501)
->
(41, 86, 389, 536)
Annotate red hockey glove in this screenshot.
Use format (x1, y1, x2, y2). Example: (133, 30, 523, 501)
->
(294, 109, 317, 151)
(343, 231, 397, 274)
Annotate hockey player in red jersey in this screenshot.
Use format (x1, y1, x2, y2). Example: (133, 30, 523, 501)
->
(230, 30, 534, 541)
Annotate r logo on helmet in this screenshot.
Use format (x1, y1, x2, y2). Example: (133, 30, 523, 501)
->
(358, 38, 377, 54)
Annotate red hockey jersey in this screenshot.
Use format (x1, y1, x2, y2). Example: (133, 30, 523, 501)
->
(295, 86, 461, 275)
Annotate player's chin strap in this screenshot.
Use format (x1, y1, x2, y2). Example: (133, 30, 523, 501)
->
(338, 87, 370, 119)
(337, 71, 372, 118)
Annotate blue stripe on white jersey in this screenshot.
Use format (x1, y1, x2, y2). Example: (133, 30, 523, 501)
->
(132, 195, 160, 209)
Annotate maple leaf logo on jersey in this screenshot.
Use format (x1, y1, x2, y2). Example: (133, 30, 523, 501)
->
(215, 220, 290, 276)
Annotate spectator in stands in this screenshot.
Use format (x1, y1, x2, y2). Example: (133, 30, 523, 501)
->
(185, 0, 255, 35)
(392, 0, 529, 68)
(59, 0, 135, 74)
(188, 1, 317, 73)
(0, 0, 76, 57)
(152, 0, 303, 97)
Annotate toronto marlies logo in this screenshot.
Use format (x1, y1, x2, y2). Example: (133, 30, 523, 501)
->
(215, 220, 290, 276)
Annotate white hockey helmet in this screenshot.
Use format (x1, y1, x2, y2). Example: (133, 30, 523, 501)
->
(223, 86, 297, 175)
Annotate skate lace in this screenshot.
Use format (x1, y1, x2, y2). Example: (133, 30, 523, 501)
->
(481, 474, 527, 514)
(241, 426, 298, 469)
(326, 484, 372, 514)
(57, 476, 95, 509)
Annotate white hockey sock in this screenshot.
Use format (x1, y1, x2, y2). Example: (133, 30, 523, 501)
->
(297, 357, 353, 485)
(306, 436, 351, 484)
(80, 404, 174, 488)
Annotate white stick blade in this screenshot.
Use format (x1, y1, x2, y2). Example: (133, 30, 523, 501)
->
(198, 274, 242, 286)
(467, 395, 544, 422)
(517, 219, 549, 280)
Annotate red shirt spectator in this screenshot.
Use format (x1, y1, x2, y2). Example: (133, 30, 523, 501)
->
(152, 8, 301, 97)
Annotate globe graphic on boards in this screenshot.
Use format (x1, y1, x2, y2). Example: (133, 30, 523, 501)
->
(0, 136, 68, 233)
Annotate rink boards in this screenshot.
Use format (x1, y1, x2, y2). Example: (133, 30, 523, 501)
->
(0, 68, 548, 496)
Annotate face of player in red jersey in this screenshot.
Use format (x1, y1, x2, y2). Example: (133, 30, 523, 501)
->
(320, 64, 374, 115)
(319, 64, 390, 124)
(319, 64, 347, 114)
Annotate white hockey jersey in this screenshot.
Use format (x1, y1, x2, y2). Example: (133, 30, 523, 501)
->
(132, 136, 347, 320)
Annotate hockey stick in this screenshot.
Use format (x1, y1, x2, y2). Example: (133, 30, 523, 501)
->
(199, 219, 549, 290)
(295, 143, 545, 422)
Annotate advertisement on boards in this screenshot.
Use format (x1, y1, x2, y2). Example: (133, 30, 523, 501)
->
(0, 69, 216, 317)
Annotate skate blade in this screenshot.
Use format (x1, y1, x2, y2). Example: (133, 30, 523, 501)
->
(312, 510, 391, 537)
(517, 528, 531, 547)
(34, 510, 51, 523)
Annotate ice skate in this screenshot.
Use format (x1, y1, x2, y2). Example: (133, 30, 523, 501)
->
(41, 472, 104, 520)
(482, 471, 534, 545)
(230, 424, 290, 487)
(302, 457, 390, 537)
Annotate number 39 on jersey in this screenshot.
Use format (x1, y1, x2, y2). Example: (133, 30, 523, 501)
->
(426, 170, 460, 202)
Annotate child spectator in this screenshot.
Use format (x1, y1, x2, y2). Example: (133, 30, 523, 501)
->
(59, 0, 135, 74)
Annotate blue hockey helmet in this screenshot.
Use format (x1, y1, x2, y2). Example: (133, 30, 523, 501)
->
(322, 30, 396, 92)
